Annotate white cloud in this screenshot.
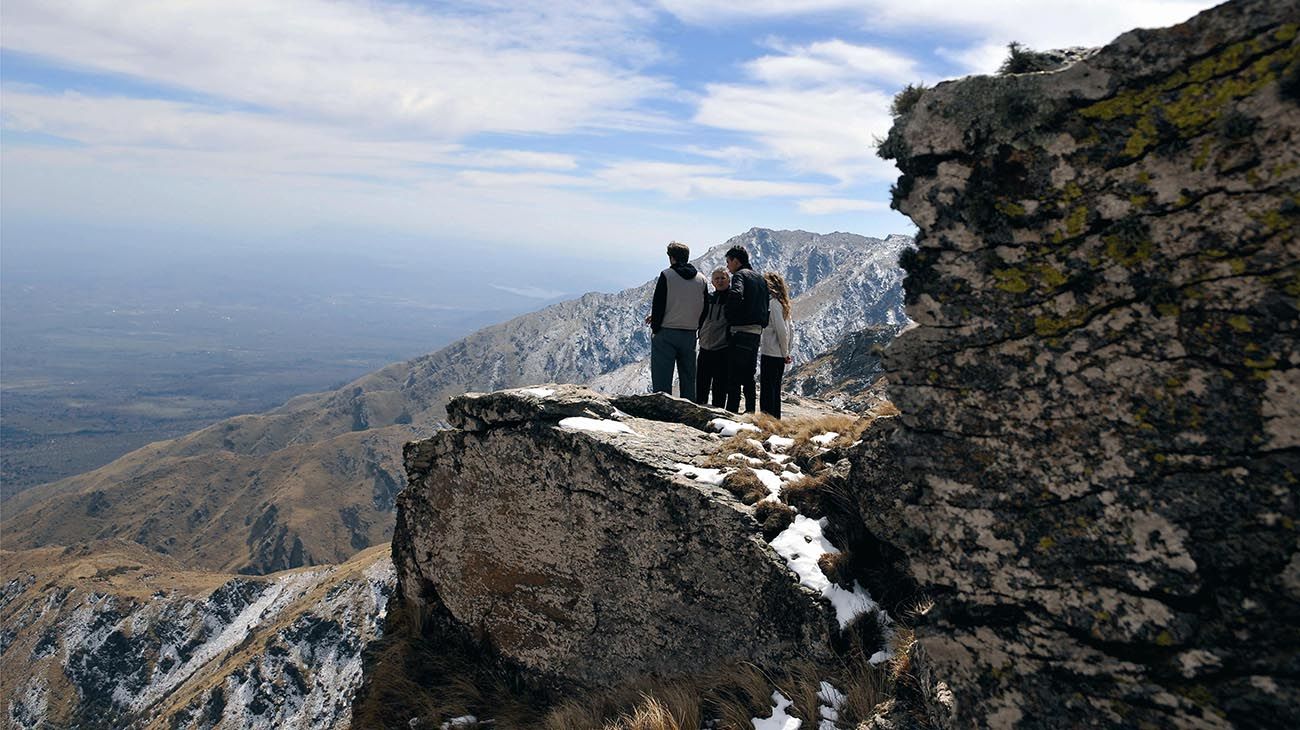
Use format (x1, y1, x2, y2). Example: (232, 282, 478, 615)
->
(797, 198, 890, 215)
(660, 0, 1221, 50)
(2, 0, 672, 138)
(936, 41, 1013, 77)
(594, 161, 829, 199)
(694, 82, 897, 183)
(748, 39, 920, 86)
(0, 89, 580, 181)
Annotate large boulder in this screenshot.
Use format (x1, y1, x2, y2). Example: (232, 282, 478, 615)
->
(394, 387, 839, 687)
(866, 0, 1299, 727)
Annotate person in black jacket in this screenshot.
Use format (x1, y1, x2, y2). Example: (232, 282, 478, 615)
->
(722, 244, 768, 413)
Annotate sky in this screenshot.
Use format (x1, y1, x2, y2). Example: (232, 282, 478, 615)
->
(1, 0, 1222, 290)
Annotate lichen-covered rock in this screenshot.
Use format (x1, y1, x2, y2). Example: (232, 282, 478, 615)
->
(866, 0, 1299, 727)
(395, 388, 839, 688)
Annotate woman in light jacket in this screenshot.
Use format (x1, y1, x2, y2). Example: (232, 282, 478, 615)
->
(759, 271, 794, 419)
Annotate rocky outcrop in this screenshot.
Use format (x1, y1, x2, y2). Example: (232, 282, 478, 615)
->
(865, 0, 1298, 727)
(0, 542, 393, 730)
(392, 385, 843, 688)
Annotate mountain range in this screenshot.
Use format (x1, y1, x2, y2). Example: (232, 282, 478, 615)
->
(0, 229, 910, 576)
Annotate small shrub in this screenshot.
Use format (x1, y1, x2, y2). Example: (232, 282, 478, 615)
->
(752, 501, 796, 540)
(998, 41, 1057, 75)
(721, 468, 768, 505)
(890, 83, 927, 117)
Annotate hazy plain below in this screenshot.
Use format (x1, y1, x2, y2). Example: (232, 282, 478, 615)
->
(0, 225, 633, 498)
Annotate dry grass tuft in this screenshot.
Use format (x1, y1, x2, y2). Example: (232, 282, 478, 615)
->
(817, 552, 851, 588)
(720, 434, 768, 459)
(777, 661, 824, 726)
(721, 468, 769, 505)
(888, 628, 917, 682)
(779, 473, 828, 518)
(752, 500, 796, 540)
(707, 663, 773, 729)
(602, 696, 682, 730)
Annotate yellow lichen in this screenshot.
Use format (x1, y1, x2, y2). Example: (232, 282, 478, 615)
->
(993, 268, 1031, 294)
(1227, 315, 1252, 333)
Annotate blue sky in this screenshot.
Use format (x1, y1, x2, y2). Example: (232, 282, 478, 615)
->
(1, 0, 1220, 287)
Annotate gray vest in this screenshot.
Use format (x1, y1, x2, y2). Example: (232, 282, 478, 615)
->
(661, 267, 707, 330)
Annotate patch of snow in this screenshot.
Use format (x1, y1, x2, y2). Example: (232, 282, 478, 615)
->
(766, 435, 795, 451)
(558, 417, 636, 435)
(770, 515, 878, 628)
(817, 681, 845, 730)
(710, 418, 761, 437)
(441, 716, 479, 729)
(746, 437, 767, 451)
(675, 464, 728, 486)
(752, 690, 801, 730)
(728, 453, 767, 466)
(132, 570, 322, 713)
(521, 388, 555, 398)
(752, 469, 785, 501)
(869, 650, 893, 665)
(810, 432, 839, 446)
(770, 453, 791, 464)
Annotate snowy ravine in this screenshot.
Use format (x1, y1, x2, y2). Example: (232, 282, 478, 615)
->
(1, 544, 393, 730)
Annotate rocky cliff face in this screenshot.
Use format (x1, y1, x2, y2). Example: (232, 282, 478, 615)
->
(1, 229, 905, 576)
(864, 0, 1298, 726)
(0, 542, 392, 730)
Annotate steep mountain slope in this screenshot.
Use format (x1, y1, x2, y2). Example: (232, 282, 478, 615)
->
(1, 230, 909, 575)
(1, 542, 392, 730)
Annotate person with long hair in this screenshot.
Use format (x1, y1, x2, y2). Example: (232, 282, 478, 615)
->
(759, 271, 794, 418)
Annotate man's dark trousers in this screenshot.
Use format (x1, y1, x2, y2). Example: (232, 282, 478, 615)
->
(724, 331, 760, 413)
(695, 347, 728, 407)
(651, 328, 698, 401)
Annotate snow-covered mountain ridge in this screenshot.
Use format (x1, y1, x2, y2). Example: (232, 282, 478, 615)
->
(1, 542, 392, 730)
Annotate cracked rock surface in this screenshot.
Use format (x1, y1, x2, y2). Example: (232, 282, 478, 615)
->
(866, 0, 1299, 727)
(394, 388, 838, 688)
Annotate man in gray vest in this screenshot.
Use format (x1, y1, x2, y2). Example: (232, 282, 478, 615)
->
(645, 241, 708, 400)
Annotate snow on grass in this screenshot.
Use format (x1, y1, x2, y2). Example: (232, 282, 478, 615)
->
(770, 516, 878, 628)
(752, 690, 801, 730)
(810, 432, 839, 446)
(728, 453, 767, 466)
(675, 464, 728, 486)
(710, 418, 761, 437)
(752, 469, 786, 501)
(441, 716, 479, 729)
(766, 434, 795, 451)
(817, 681, 845, 730)
(869, 649, 893, 665)
(521, 387, 555, 398)
(558, 417, 636, 435)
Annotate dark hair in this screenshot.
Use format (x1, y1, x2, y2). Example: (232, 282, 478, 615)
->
(724, 245, 749, 266)
(667, 241, 690, 263)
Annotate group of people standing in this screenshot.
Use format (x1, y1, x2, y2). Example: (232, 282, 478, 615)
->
(646, 242, 794, 418)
